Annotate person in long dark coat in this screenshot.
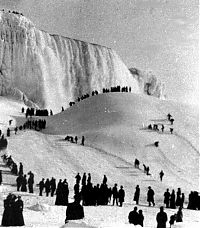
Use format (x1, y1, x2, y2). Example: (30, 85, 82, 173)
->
(103, 175, 107, 185)
(176, 188, 182, 207)
(82, 173, 86, 186)
(176, 207, 183, 222)
(128, 206, 139, 225)
(156, 206, 168, 228)
(55, 179, 64, 205)
(118, 185, 125, 207)
(50, 177, 56, 197)
(147, 186, 155, 206)
(19, 163, 23, 176)
(28, 172, 34, 193)
(62, 179, 69, 206)
(170, 190, 176, 209)
(13, 196, 25, 226)
(65, 194, 84, 223)
(164, 189, 170, 208)
(134, 185, 140, 205)
(45, 178, 51, 196)
(16, 174, 23, 191)
(0, 170, 2, 185)
(1, 194, 12, 226)
(21, 175, 27, 192)
(138, 210, 144, 227)
(39, 178, 45, 196)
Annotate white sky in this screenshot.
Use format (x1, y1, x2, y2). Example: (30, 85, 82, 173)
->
(0, 0, 199, 105)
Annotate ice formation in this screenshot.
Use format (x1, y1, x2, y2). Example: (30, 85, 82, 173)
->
(0, 11, 140, 113)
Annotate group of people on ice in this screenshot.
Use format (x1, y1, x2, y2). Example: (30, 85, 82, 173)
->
(65, 135, 85, 145)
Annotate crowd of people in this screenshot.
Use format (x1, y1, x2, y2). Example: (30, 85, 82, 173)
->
(1, 154, 18, 175)
(65, 135, 85, 145)
(103, 85, 131, 93)
(163, 188, 185, 209)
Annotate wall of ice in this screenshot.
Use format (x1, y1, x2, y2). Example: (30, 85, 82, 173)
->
(0, 11, 140, 113)
(129, 68, 165, 99)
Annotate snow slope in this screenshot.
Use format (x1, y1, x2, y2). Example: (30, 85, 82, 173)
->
(0, 93, 199, 227)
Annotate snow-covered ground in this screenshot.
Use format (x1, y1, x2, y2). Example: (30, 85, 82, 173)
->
(0, 93, 199, 227)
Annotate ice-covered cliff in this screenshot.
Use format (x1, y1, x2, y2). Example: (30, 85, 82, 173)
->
(0, 11, 141, 112)
(129, 68, 165, 99)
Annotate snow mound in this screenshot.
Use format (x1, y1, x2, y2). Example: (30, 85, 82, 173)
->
(60, 221, 96, 228)
(28, 202, 51, 212)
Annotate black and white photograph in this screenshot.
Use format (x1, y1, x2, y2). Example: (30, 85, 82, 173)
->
(0, 0, 199, 227)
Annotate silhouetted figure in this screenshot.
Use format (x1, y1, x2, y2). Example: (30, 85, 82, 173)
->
(103, 175, 107, 185)
(28, 172, 34, 193)
(7, 128, 10, 137)
(16, 174, 23, 191)
(118, 186, 125, 207)
(45, 178, 51, 196)
(82, 173, 86, 186)
(170, 128, 173, 134)
(154, 141, 159, 147)
(0, 170, 2, 185)
(14, 127, 18, 134)
(19, 162, 23, 176)
(21, 175, 27, 192)
(55, 179, 64, 205)
(138, 209, 144, 227)
(21, 107, 24, 113)
(1, 194, 15, 226)
(9, 120, 13, 125)
(133, 185, 140, 205)
(87, 173, 91, 184)
(50, 177, 56, 197)
(62, 106, 64, 112)
(128, 206, 139, 225)
(159, 170, 164, 181)
(161, 124, 164, 132)
(81, 136, 85, 146)
(176, 207, 183, 222)
(50, 109, 53, 115)
(75, 136, 78, 144)
(170, 189, 176, 209)
(39, 178, 45, 196)
(75, 173, 81, 184)
(112, 183, 118, 206)
(148, 124, 152, 130)
(134, 159, 140, 168)
(169, 214, 176, 228)
(167, 113, 172, 120)
(62, 179, 69, 206)
(170, 118, 174, 125)
(13, 196, 25, 226)
(164, 189, 170, 208)
(176, 188, 182, 207)
(65, 194, 84, 222)
(156, 206, 168, 228)
(147, 186, 155, 206)
(180, 193, 185, 208)
(146, 166, 150, 175)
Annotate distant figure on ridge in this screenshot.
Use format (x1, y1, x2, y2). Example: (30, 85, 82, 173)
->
(159, 170, 164, 181)
(81, 136, 85, 146)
